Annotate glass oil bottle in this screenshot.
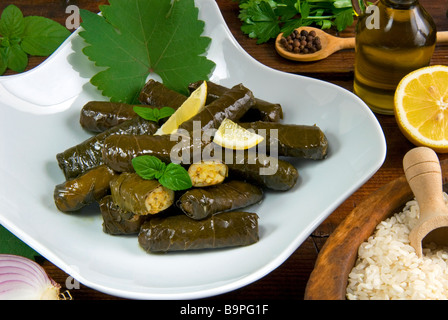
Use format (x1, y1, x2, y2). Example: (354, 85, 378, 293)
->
(353, 0, 436, 115)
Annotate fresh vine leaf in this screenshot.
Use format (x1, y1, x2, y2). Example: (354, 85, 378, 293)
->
(79, 0, 216, 104)
(0, 224, 40, 260)
(133, 106, 175, 123)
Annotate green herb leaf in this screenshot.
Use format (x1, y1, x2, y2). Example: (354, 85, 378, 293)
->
(159, 163, 193, 191)
(132, 155, 166, 180)
(237, 0, 355, 43)
(21, 16, 71, 56)
(0, 5, 24, 38)
(6, 44, 28, 72)
(132, 155, 192, 191)
(334, 8, 354, 31)
(79, 0, 216, 104)
(0, 224, 40, 260)
(133, 106, 175, 122)
(0, 47, 7, 74)
(0, 4, 69, 75)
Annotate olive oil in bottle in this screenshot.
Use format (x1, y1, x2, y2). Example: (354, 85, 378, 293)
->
(353, 0, 436, 115)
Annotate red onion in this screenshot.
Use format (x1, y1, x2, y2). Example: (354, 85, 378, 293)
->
(0, 254, 61, 300)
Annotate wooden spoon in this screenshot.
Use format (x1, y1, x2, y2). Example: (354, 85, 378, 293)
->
(403, 147, 448, 257)
(276, 27, 448, 62)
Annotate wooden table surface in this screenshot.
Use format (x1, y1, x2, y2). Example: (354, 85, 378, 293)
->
(1, 0, 448, 300)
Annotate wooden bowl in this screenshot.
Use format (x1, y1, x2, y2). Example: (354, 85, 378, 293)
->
(304, 159, 448, 300)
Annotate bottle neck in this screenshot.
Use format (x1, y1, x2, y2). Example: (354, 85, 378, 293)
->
(381, 0, 419, 9)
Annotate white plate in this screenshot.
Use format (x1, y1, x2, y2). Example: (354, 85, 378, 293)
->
(0, 0, 386, 299)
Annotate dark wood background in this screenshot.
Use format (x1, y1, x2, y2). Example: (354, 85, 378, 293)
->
(1, 0, 448, 300)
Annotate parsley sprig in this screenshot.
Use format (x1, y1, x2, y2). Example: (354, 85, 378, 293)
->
(236, 0, 356, 44)
(0, 5, 70, 75)
(132, 155, 192, 191)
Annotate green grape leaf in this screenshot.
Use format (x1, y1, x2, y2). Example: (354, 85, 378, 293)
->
(0, 225, 40, 260)
(79, 0, 216, 104)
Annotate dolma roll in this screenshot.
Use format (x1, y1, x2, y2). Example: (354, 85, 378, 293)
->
(54, 165, 117, 212)
(110, 173, 175, 215)
(138, 79, 187, 108)
(102, 134, 299, 191)
(226, 151, 299, 191)
(100, 195, 146, 235)
(189, 81, 283, 123)
(178, 180, 263, 220)
(239, 122, 328, 160)
(80, 101, 165, 133)
(103, 134, 175, 172)
(57, 116, 159, 180)
(177, 83, 255, 132)
(138, 211, 259, 252)
(188, 160, 228, 187)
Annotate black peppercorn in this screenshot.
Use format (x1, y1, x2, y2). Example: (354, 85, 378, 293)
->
(280, 29, 323, 55)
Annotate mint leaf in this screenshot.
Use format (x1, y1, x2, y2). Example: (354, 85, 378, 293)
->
(0, 5, 69, 75)
(79, 0, 215, 103)
(132, 155, 192, 191)
(0, 5, 24, 38)
(133, 106, 175, 122)
(157, 107, 176, 120)
(21, 16, 70, 56)
(159, 163, 192, 191)
(0, 47, 7, 74)
(6, 44, 27, 72)
(132, 155, 167, 180)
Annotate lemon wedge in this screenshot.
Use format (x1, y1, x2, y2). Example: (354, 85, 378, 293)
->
(155, 81, 207, 135)
(394, 65, 448, 153)
(213, 118, 264, 150)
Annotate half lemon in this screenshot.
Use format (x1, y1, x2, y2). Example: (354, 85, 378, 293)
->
(155, 81, 207, 135)
(394, 65, 448, 153)
(213, 118, 264, 150)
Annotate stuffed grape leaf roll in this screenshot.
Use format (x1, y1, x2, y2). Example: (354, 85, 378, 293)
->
(239, 122, 328, 160)
(178, 180, 263, 220)
(188, 160, 228, 187)
(138, 211, 259, 252)
(100, 195, 147, 235)
(57, 116, 159, 180)
(80, 101, 167, 133)
(189, 81, 284, 123)
(139, 79, 187, 108)
(177, 83, 255, 132)
(102, 134, 299, 191)
(54, 165, 117, 212)
(110, 173, 174, 215)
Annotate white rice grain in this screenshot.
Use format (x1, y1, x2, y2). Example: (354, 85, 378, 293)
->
(346, 194, 448, 300)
